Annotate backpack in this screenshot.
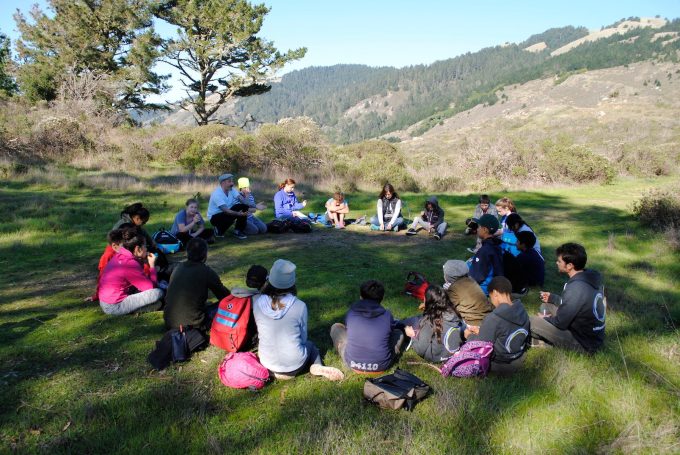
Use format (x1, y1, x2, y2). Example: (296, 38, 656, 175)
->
(218, 352, 270, 390)
(404, 271, 429, 303)
(152, 228, 182, 254)
(289, 217, 312, 233)
(267, 219, 291, 234)
(440, 340, 494, 378)
(363, 369, 430, 411)
(210, 294, 253, 352)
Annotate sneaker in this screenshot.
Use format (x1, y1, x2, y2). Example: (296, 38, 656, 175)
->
(213, 226, 224, 238)
(309, 364, 344, 381)
(433, 233, 441, 240)
(392, 224, 400, 232)
(466, 247, 476, 254)
(233, 230, 247, 240)
(511, 288, 529, 299)
(406, 228, 417, 236)
(370, 224, 380, 231)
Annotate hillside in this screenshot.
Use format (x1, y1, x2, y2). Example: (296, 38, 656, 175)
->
(156, 17, 680, 144)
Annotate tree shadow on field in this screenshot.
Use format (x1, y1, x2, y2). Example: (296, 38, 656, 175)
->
(2, 180, 680, 451)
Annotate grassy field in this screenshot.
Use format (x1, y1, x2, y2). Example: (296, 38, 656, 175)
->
(0, 171, 678, 454)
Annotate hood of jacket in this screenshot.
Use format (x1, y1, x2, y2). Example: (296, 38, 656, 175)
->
(255, 294, 297, 320)
(349, 299, 387, 318)
(569, 269, 602, 290)
(493, 299, 529, 327)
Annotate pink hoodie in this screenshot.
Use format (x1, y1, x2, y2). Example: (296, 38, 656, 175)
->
(99, 248, 157, 304)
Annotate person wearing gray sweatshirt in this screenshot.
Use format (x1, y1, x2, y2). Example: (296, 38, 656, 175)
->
(252, 259, 344, 381)
(531, 243, 605, 353)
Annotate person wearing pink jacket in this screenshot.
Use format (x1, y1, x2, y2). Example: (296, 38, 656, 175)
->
(99, 230, 164, 315)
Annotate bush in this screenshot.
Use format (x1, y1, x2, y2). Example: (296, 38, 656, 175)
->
(330, 140, 418, 191)
(30, 116, 92, 161)
(539, 137, 615, 184)
(154, 124, 244, 161)
(631, 189, 680, 229)
(430, 176, 464, 192)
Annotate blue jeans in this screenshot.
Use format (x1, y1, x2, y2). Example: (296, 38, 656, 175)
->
(244, 215, 267, 235)
(370, 216, 404, 230)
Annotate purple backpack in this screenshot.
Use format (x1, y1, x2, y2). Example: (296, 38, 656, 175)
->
(440, 341, 494, 378)
(218, 352, 270, 390)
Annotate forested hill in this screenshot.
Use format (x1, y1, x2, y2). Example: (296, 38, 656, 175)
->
(163, 18, 680, 143)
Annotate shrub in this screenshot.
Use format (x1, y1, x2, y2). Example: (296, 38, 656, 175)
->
(30, 116, 92, 161)
(154, 124, 244, 161)
(539, 138, 615, 184)
(631, 189, 680, 229)
(330, 140, 418, 191)
(430, 176, 464, 192)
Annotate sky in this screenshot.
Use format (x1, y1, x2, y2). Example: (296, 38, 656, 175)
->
(2, 0, 680, 102)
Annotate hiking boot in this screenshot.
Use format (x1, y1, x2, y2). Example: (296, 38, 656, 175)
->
(433, 233, 441, 240)
(233, 230, 247, 240)
(406, 228, 418, 236)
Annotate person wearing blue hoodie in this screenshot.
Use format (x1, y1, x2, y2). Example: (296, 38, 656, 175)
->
(252, 259, 343, 380)
(330, 280, 405, 374)
(467, 214, 504, 295)
(531, 243, 605, 353)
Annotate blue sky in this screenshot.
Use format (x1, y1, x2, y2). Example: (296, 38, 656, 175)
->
(3, 0, 680, 102)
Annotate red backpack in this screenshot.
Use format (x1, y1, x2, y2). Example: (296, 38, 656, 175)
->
(210, 294, 253, 352)
(404, 271, 429, 303)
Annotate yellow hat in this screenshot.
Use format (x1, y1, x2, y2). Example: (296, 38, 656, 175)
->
(238, 177, 250, 189)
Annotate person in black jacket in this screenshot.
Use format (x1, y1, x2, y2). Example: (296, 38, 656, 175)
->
(405, 196, 447, 240)
(465, 276, 530, 375)
(530, 243, 605, 353)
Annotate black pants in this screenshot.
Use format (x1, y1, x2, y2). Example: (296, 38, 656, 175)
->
(176, 229, 215, 246)
(210, 204, 249, 233)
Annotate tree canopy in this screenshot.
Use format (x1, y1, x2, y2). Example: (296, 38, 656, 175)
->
(0, 31, 17, 98)
(155, 0, 306, 125)
(14, 0, 167, 109)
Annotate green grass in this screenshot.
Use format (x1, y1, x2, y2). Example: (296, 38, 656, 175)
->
(1, 173, 679, 453)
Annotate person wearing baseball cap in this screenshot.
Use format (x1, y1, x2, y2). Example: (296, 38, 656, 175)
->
(252, 259, 344, 381)
(206, 173, 250, 239)
(467, 214, 504, 295)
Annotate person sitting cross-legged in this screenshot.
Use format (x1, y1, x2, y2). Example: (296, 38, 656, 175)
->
(330, 280, 406, 374)
(530, 243, 605, 353)
(465, 276, 530, 375)
(405, 196, 447, 240)
(467, 214, 504, 295)
(163, 238, 230, 332)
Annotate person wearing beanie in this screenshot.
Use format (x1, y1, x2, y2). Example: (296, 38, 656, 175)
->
(206, 173, 250, 240)
(252, 260, 343, 381)
(330, 280, 406, 374)
(235, 177, 268, 235)
(163, 238, 230, 330)
(442, 260, 493, 326)
(405, 196, 447, 240)
(467, 214, 504, 296)
(465, 276, 530, 375)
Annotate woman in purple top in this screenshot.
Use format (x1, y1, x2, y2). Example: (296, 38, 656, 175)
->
(273, 178, 307, 219)
(171, 198, 215, 245)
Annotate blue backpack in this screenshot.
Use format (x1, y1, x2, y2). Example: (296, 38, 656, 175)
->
(152, 229, 182, 254)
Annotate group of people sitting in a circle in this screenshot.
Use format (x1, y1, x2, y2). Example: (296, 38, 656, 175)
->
(89, 172, 606, 379)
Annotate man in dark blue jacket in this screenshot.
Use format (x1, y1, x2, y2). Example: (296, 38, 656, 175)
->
(531, 243, 605, 353)
(468, 214, 504, 295)
(330, 280, 405, 374)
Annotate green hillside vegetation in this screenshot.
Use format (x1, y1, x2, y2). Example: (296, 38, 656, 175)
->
(0, 170, 678, 453)
(237, 20, 680, 142)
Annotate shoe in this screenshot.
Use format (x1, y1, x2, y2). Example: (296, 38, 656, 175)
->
(466, 247, 476, 254)
(233, 230, 247, 240)
(392, 224, 400, 232)
(338, 221, 345, 229)
(370, 224, 380, 231)
(433, 233, 441, 240)
(511, 288, 529, 299)
(406, 228, 417, 236)
(213, 226, 224, 238)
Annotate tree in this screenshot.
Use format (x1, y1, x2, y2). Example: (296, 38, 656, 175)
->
(14, 0, 167, 110)
(0, 31, 17, 98)
(155, 0, 306, 125)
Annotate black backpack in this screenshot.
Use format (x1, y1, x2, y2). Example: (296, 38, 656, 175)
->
(152, 228, 182, 254)
(363, 369, 430, 411)
(267, 219, 291, 234)
(289, 218, 312, 233)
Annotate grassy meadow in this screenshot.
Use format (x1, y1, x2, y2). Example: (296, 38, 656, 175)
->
(0, 171, 679, 454)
